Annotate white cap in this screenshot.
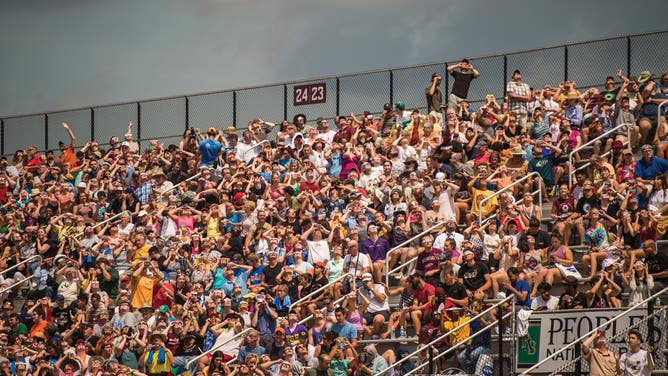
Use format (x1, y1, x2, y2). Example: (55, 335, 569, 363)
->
(138, 210, 148, 217)
(77, 182, 87, 188)
(435, 172, 446, 182)
(361, 272, 373, 282)
(121, 141, 131, 147)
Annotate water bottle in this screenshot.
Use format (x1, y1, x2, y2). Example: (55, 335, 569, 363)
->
(655, 298, 662, 306)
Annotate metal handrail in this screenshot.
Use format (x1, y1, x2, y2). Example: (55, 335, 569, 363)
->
(378, 294, 514, 376)
(159, 172, 202, 196)
(568, 122, 632, 187)
(385, 256, 418, 285)
(186, 327, 253, 370)
(295, 294, 347, 327)
(74, 210, 131, 239)
(405, 308, 516, 376)
(384, 220, 448, 286)
(0, 275, 37, 295)
(290, 273, 354, 312)
(520, 285, 668, 375)
(478, 171, 542, 227)
(0, 255, 42, 277)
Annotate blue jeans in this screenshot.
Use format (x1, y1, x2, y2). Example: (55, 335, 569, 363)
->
(457, 345, 490, 373)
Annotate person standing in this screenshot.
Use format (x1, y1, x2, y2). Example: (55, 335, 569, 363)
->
(198, 127, 223, 169)
(506, 69, 533, 130)
(447, 59, 480, 112)
(619, 329, 654, 376)
(426, 73, 445, 124)
(582, 330, 620, 376)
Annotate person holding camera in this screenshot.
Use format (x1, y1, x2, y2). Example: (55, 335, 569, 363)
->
(140, 332, 174, 376)
(447, 59, 480, 112)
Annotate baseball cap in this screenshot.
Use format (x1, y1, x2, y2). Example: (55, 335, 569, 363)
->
(138, 210, 148, 217)
(361, 272, 373, 282)
(207, 127, 217, 134)
(383, 103, 392, 111)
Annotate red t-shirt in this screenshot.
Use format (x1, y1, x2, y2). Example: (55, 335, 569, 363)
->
(414, 282, 436, 315)
(153, 281, 174, 310)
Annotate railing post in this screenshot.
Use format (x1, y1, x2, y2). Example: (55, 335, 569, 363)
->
(184, 96, 189, 131)
(1, 119, 4, 155)
(44, 114, 49, 150)
(444, 63, 449, 107)
(283, 84, 288, 121)
(136, 102, 142, 151)
(428, 345, 434, 375)
(503, 55, 508, 96)
(574, 341, 582, 376)
(336, 78, 340, 116)
(648, 298, 655, 346)
(90, 108, 95, 143)
(564, 46, 569, 82)
(233, 91, 237, 125)
(497, 304, 504, 376)
(389, 70, 394, 105)
(626, 36, 632, 78)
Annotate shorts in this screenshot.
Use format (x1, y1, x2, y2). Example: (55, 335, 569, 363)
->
(363, 310, 390, 324)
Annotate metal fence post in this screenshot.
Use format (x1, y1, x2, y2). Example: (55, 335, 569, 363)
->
(648, 298, 655, 346)
(626, 36, 632, 78)
(564, 46, 569, 82)
(574, 341, 582, 375)
(44, 114, 49, 150)
(90, 108, 95, 142)
(389, 70, 394, 105)
(444, 63, 449, 107)
(136, 102, 141, 151)
(184, 96, 189, 131)
(283, 85, 288, 121)
(497, 304, 504, 376)
(1, 119, 4, 155)
(336, 78, 340, 116)
(232, 91, 237, 126)
(502, 56, 508, 96)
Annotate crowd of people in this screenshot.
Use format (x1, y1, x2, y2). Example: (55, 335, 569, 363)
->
(0, 60, 667, 376)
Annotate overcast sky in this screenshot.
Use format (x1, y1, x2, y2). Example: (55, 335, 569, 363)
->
(1, 0, 667, 117)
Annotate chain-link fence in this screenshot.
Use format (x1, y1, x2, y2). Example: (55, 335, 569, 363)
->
(1, 30, 667, 156)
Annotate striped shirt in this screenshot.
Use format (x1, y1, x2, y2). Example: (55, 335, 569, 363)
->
(507, 81, 531, 115)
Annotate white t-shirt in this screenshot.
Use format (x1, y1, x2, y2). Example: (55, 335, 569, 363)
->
(343, 253, 371, 278)
(307, 239, 330, 264)
(619, 349, 652, 376)
(433, 231, 464, 252)
(530, 295, 559, 311)
(362, 283, 390, 313)
(438, 189, 458, 221)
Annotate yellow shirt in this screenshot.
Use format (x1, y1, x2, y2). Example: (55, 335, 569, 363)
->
(130, 274, 160, 310)
(443, 316, 470, 345)
(143, 348, 173, 374)
(206, 217, 222, 239)
(131, 244, 153, 263)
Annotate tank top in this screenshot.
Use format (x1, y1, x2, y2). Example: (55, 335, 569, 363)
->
(548, 245, 566, 264)
(310, 323, 327, 346)
(523, 250, 542, 272)
(346, 309, 364, 331)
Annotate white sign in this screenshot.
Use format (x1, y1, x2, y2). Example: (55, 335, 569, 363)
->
(516, 308, 666, 373)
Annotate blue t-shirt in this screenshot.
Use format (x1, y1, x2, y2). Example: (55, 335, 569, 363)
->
(198, 139, 222, 167)
(512, 279, 532, 308)
(249, 265, 265, 286)
(329, 321, 358, 340)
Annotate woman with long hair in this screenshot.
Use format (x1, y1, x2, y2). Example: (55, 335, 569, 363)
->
(532, 232, 574, 297)
(621, 260, 654, 306)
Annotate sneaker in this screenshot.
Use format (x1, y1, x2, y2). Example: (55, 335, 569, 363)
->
(393, 273, 403, 280)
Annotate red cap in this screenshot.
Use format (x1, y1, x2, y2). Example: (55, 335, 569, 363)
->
(606, 76, 614, 82)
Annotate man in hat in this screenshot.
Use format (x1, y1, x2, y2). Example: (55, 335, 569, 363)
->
(198, 127, 223, 169)
(236, 129, 259, 164)
(140, 332, 175, 375)
(151, 169, 173, 199)
(447, 58, 480, 112)
(506, 69, 532, 130)
(634, 144, 668, 185)
(564, 92, 583, 126)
